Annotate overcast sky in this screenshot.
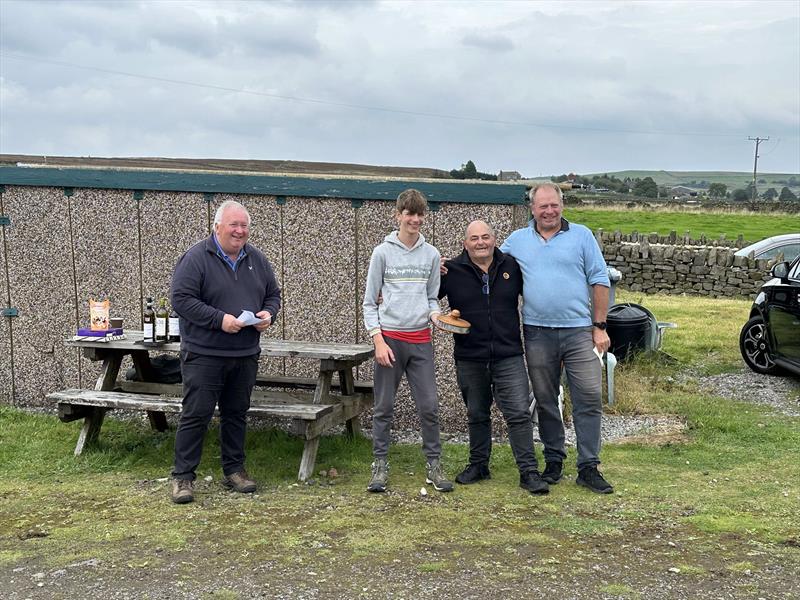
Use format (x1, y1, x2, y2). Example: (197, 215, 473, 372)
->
(1, 0, 798, 176)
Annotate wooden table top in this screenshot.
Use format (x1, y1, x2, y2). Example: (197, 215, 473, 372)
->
(66, 330, 375, 362)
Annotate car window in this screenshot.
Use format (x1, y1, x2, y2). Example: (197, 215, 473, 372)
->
(757, 243, 800, 262)
(790, 259, 800, 280)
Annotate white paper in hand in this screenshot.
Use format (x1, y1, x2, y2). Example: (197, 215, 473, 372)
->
(237, 310, 266, 326)
(593, 346, 605, 365)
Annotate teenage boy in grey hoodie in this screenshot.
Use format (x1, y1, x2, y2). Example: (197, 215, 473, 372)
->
(362, 189, 453, 493)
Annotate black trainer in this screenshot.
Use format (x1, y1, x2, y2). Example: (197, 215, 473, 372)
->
(542, 461, 563, 484)
(455, 463, 491, 485)
(576, 466, 614, 494)
(519, 470, 549, 495)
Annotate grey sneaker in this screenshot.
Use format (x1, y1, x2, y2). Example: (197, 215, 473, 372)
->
(171, 478, 194, 504)
(222, 470, 257, 493)
(425, 458, 454, 493)
(367, 458, 389, 493)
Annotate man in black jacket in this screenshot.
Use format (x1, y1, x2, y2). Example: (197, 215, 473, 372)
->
(440, 221, 548, 495)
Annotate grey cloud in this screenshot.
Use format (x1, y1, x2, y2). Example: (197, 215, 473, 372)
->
(461, 32, 515, 52)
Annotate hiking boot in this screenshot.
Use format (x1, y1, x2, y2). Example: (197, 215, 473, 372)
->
(222, 470, 257, 493)
(542, 461, 563, 484)
(367, 458, 389, 493)
(455, 463, 491, 485)
(425, 458, 454, 492)
(171, 478, 194, 504)
(519, 470, 549, 495)
(576, 466, 614, 494)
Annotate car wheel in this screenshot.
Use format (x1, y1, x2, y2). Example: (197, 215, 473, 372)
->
(739, 316, 780, 375)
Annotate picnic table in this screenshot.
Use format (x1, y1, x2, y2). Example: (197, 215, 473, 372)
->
(48, 331, 374, 480)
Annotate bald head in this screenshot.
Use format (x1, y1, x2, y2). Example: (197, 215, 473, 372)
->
(465, 220, 495, 240)
(463, 220, 496, 266)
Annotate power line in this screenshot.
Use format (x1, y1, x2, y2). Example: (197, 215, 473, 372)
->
(0, 51, 767, 139)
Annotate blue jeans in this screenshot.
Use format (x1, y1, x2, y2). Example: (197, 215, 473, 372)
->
(524, 326, 603, 470)
(455, 355, 537, 473)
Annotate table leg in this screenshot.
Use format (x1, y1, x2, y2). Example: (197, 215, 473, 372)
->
(132, 349, 169, 431)
(75, 352, 123, 453)
(312, 371, 332, 404)
(74, 407, 106, 456)
(298, 437, 321, 481)
(338, 368, 362, 438)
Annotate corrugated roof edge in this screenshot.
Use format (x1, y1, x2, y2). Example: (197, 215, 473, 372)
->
(0, 165, 528, 205)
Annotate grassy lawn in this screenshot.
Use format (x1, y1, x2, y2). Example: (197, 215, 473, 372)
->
(564, 206, 799, 241)
(1, 292, 799, 597)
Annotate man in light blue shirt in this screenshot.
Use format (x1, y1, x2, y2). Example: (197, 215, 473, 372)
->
(501, 182, 614, 494)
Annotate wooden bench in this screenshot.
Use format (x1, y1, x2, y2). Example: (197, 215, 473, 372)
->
(56, 333, 375, 480)
(49, 386, 371, 480)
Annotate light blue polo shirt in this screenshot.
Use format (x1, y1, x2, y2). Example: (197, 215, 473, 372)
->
(500, 218, 609, 327)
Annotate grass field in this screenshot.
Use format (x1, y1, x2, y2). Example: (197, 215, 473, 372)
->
(582, 170, 800, 191)
(1, 292, 799, 597)
(564, 206, 799, 241)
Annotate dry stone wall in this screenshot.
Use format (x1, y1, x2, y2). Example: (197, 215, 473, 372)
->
(597, 230, 776, 298)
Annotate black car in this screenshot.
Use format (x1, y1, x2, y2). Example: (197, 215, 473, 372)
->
(740, 255, 800, 376)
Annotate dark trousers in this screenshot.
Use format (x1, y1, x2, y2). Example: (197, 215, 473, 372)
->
(456, 355, 538, 473)
(172, 350, 260, 480)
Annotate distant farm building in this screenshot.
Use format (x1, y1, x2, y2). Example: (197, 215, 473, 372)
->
(499, 170, 522, 181)
(670, 185, 699, 198)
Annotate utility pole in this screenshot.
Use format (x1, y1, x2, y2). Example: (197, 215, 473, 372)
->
(748, 136, 769, 201)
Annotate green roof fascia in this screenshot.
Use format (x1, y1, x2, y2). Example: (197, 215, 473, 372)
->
(0, 166, 528, 205)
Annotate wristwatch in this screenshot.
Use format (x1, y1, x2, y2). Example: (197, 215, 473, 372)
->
(592, 321, 608, 330)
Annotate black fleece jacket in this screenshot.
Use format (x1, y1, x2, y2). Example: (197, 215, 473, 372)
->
(439, 247, 524, 362)
(171, 235, 281, 357)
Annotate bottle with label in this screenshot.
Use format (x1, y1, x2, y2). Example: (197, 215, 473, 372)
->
(143, 297, 156, 343)
(155, 298, 169, 343)
(169, 305, 181, 342)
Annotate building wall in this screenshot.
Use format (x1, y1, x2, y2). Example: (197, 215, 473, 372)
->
(0, 183, 530, 436)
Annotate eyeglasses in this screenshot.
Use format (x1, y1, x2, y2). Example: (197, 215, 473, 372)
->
(481, 273, 489, 295)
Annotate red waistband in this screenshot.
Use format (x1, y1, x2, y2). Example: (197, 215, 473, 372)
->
(382, 328, 431, 343)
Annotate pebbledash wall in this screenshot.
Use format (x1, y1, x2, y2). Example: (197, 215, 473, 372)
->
(0, 166, 531, 435)
(0, 166, 776, 434)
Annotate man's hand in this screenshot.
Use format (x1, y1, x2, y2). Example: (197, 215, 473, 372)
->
(440, 256, 449, 275)
(430, 312, 442, 328)
(373, 334, 395, 367)
(254, 311, 273, 332)
(592, 328, 611, 354)
(221, 314, 245, 334)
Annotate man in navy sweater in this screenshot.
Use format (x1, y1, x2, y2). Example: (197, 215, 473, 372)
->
(169, 200, 281, 504)
(440, 220, 549, 495)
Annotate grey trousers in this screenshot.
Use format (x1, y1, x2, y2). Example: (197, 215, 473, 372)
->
(372, 337, 442, 460)
(524, 325, 603, 470)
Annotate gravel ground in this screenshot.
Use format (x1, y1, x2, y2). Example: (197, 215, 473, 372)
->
(699, 369, 800, 417)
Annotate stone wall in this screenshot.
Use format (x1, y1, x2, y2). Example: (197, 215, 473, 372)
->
(597, 230, 775, 298)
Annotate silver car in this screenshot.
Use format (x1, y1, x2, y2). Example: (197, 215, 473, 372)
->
(735, 233, 800, 263)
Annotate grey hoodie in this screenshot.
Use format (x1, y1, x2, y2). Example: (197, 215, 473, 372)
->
(363, 231, 441, 337)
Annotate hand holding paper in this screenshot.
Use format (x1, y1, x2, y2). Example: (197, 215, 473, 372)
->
(237, 310, 266, 326)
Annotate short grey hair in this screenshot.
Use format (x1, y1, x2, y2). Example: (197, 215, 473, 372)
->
(213, 200, 251, 226)
(528, 182, 563, 203)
